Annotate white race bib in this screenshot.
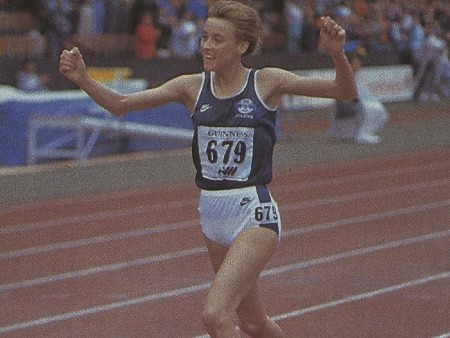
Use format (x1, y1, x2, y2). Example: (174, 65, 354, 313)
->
(197, 126, 254, 181)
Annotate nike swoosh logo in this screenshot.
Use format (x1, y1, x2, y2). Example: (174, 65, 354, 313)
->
(200, 104, 212, 113)
(240, 197, 252, 206)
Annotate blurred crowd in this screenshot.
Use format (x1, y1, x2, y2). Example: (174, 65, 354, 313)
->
(1, 0, 450, 99)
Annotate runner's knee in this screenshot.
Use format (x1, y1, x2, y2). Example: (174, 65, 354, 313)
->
(202, 303, 232, 333)
(238, 315, 268, 336)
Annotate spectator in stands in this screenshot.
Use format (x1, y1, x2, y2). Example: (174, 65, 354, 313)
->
(434, 45, 450, 98)
(314, 0, 336, 17)
(408, 14, 426, 67)
(433, 1, 450, 39)
(331, 47, 388, 144)
(42, 0, 76, 59)
(351, 0, 369, 18)
(367, 11, 393, 53)
(27, 28, 48, 58)
(187, 0, 208, 21)
(284, 0, 304, 55)
(169, 11, 200, 58)
(332, 0, 352, 19)
(16, 58, 50, 91)
(75, 0, 104, 36)
(131, 0, 159, 31)
(390, 15, 410, 62)
(134, 10, 161, 59)
(256, 0, 285, 52)
(153, 1, 177, 55)
(301, 6, 320, 52)
(332, 2, 362, 54)
(413, 30, 447, 101)
(103, 0, 130, 33)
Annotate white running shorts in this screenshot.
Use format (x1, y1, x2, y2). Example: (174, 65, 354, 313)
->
(198, 185, 282, 247)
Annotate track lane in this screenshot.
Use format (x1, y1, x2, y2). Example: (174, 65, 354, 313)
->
(1, 149, 449, 337)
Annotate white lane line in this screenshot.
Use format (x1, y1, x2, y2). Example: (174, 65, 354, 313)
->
(1, 198, 448, 318)
(272, 160, 450, 193)
(266, 229, 450, 277)
(284, 199, 450, 238)
(2, 227, 449, 292)
(0, 199, 195, 235)
(0, 247, 207, 291)
(192, 271, 450, 338)
(0, 283, 212, 334)
(0, 220, 450, 320)
(272, 271, 450, 322)
(0, 226, 448, 335)
(1, 179, 449, 260)
(433, 333, 450, 338)
(1, 196, 449, 266)
(281, 178, 450, 211)
(0, 180, 196, 214)
(0, 220, 198, 260)
(2, 160, 449, 234)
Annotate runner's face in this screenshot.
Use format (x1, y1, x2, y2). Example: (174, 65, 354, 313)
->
(200, 17, 245, 71)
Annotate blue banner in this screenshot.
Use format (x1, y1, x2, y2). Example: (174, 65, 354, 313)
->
(0, 86, 193, 166)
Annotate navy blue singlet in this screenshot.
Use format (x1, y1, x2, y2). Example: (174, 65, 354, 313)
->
(192, 69, 277, 190)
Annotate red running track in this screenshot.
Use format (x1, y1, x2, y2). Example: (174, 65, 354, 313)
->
(0, 148, 449, 338)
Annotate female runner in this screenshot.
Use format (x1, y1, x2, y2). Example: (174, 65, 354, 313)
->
(59, 1, 357, 336)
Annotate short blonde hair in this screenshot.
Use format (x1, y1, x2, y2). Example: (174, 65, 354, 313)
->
(207, 0, 261, 56)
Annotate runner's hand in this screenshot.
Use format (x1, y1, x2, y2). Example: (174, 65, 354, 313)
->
(319, 16, 346, 57)
(59, 47, 87, 85)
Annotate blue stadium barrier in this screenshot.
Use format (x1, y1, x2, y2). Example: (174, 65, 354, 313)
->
(0, 86, 193, 166)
